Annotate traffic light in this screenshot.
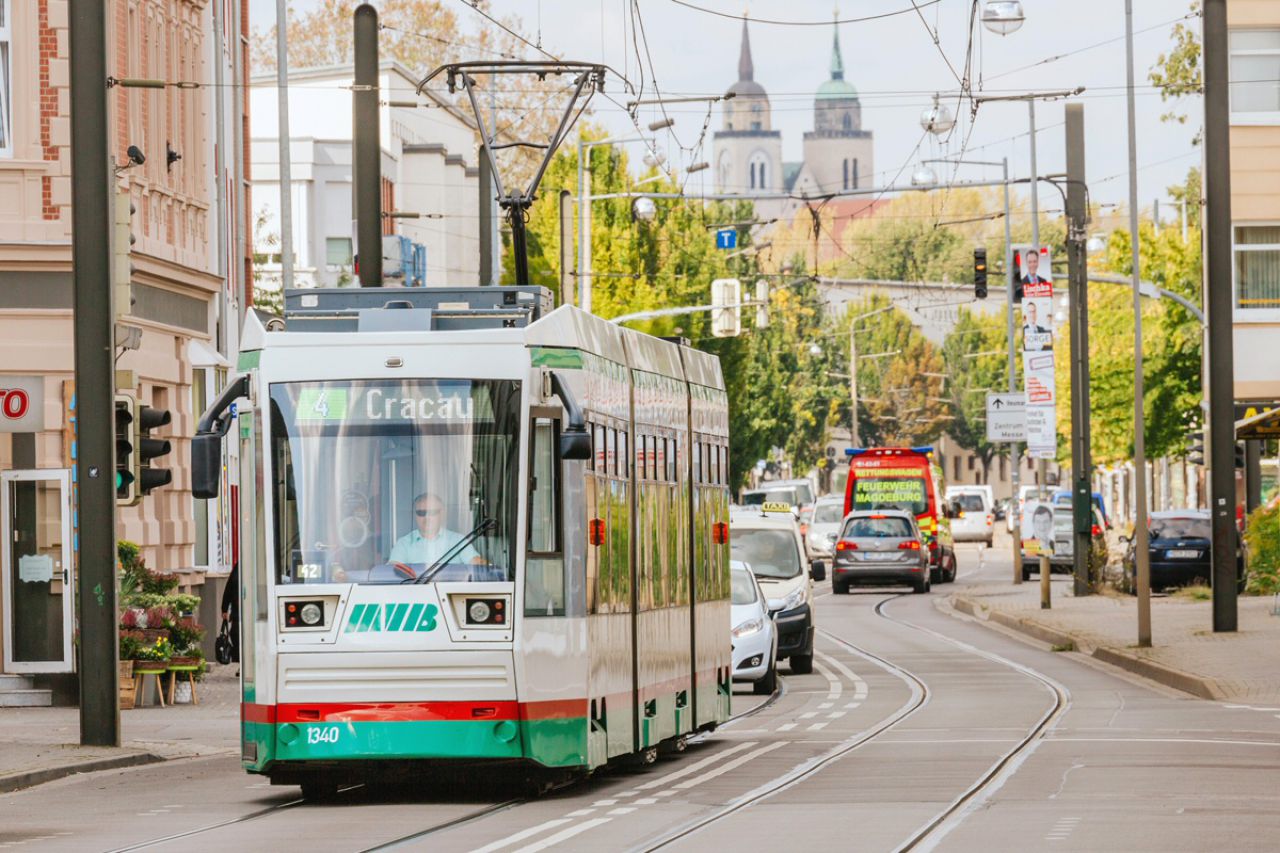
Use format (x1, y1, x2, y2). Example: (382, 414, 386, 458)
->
(137, 404, 172, 495)
(113, 190, 136, 318)
(114, 394, 138, 505)
(973, 247, 988, 299)
(755, 279, 770, 329)
(1186, 430, 1246, 468)
(710, 278, 742, 338)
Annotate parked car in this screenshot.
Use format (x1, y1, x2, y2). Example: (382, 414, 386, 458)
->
(730, 505, 821, 674)
(1051, 489, 1112, 529)
(946, 487, 995, 546)
(831, 509, 931, 594)
(803, 495, 846, 560)
(1023, 505, 1108, 581)
(1119, 510, 1246, 593)
(730, 561, 778, 695)
(741, 478, 817, 517)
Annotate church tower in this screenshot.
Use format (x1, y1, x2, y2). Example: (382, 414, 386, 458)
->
(796, 18, 874, 194)
(712, 18, 782, 196)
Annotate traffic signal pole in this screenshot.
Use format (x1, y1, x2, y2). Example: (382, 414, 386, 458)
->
(69, 0, 120, 746)
(1003, 157, 1022, 586)
(354, 3, 382, 287)
(1203, 0, 1238, 631)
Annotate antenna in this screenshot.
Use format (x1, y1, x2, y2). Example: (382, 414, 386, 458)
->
(417, 61, 607, 286)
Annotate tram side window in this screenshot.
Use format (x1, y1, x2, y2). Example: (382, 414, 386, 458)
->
(526, 417, 564, 616)
(693, 441, 702, 484)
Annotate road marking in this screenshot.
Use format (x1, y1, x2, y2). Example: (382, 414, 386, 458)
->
(807, 722, 828, 731)
(813, 659, 843, 700)
(799, 711, 819, 719)
(671, 742, 788, 790)
(565, 808, 595, 817)
(607, 807, 636, 815)
(777, 722, 797, 731)
(656, 790, 679, 797)
(844, 702, 861, 709)
(827, 711, 846, 719)
(634, 797, 658, 805)
(633, 740, 759, 791)
(1048, 737, 1280, 747)
(510, 818, 613, 853)
(591, 799, 617, 806)
(469, 819, 573, 853)
(818, 702, 833, 709)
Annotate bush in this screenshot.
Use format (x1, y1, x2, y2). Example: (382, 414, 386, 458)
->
(1244, 504, 1280, 596)
(169, 617, 206, 654)
(140, 568, 180, 596)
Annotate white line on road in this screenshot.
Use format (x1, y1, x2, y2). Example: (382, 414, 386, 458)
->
(807, 722, 828, 731)
(470, 819, 573, 853)
(633, 740, 759, 791)
(509, 818, 613, 853)
(777, 722, 797, 731)
(827, 711, 846, 719)
(799, 711, 819, 719)
(671, 742, 789, 790)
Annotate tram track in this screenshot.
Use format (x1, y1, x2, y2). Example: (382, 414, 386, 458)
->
(631, 591, 1069, 852)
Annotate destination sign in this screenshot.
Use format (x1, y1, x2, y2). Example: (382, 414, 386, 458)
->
(287, 381, 491, 426)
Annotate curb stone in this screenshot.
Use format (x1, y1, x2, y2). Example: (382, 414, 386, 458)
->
(949, 594, 1224, 701)
(0, 752, 164, 795)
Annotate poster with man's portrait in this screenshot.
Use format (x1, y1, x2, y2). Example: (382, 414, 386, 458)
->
(1016, 247, 1054, 352)
(1020, 500, 1055, 556)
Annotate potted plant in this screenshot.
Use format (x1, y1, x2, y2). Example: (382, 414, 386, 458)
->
(168, 617, 206, 668)
(133, 636, 174, 668)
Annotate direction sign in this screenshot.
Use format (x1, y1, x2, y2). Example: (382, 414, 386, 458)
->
(986, 392, 1026, 443)
(715, 228, 737, 250)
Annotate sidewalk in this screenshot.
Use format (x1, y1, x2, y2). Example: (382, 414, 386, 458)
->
(0, 664, 239, 794)
(949, 579, 1280, 702)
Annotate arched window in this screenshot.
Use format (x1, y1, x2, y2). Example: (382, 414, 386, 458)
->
(717, 151, 731, 189)
(842, 159, 849, 191)
(748, 152, 769, 192)
(842, 112, 852, 131)
(749, 163, 756, 190)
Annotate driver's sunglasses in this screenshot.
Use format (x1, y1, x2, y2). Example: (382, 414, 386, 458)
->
(415, 508, 442, 518)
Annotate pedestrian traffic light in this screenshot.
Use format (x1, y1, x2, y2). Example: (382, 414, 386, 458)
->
(973, 248, 988, 299)
(1186, 430, 1245, 468)
(755, 279, 770, 329)
(114, 394, 138, 505)
(137, 404, 172, 495)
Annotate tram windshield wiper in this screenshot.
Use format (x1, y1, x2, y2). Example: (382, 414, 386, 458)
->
(412, 517, 497, 585)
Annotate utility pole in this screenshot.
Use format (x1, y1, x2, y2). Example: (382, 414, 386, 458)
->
(478, 155, 495, 286)
(558, 190, 573, 306)
(1003, 156, 1021, 585)
(1203, 0, 1238, 632)
(578, 139, 594, 312)
(69, 0, 120, 746)
(354, 4, 382, 287)
(849, 324, 860, 450)
(1126, 0, 1153, 645)
(1027, 98, 1052, 610)
(274, 0, 294, 289)
(1065, 104, 1092, 597)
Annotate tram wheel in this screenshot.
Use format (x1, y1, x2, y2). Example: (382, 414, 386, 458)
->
(299, 779, 339, 802)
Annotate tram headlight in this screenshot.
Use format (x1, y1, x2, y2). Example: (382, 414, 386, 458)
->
(299, 602, 323, 626)
(463, 597, 506, 626)
(468, 600, 491, 624)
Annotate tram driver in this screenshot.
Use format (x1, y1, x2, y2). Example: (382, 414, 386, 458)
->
(388, 492, 485, 577)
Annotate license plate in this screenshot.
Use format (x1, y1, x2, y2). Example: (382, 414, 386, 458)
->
(863, 552, 899, 561)
(1166, 549, 1199, 559)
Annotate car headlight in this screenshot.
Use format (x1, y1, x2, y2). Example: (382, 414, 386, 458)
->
(732, 617, 764, 638)
(779, 585, 808, 613)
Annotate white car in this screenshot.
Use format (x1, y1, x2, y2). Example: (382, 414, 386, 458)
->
(803, 495, 846, 559)
(730, 506, 819, 674)
(946, 487, 994, 545)
(730, 561, 778, 694)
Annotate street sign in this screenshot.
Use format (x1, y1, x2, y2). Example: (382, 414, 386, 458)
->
(985, 392, 1026, 442)
(715, 228, 737, 250)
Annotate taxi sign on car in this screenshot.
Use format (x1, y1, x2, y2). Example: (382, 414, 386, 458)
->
(761, 501, 793, 514)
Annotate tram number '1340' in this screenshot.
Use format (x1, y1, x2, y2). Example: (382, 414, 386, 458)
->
(306, 726, 341, 745)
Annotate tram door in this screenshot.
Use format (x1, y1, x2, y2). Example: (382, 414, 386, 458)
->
(1, 470, 74, 673)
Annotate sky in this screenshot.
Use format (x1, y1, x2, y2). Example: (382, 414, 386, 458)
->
(250, 0, 1204, 218)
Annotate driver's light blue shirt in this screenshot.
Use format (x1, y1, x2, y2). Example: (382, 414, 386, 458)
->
(388, 528, 479, 566)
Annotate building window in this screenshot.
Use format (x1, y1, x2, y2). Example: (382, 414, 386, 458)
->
(852, 158, 859, 189)
(842, 159, 849, 190)
(953, 457, 961, 481)
(748, 153, 769, 191)
(842, 113, 852, 131)
(1233, 225, 1280, 313)
(0, 0, 10, 156)
(1230, 30, 1280, 120)
(326, 237, 353, 269)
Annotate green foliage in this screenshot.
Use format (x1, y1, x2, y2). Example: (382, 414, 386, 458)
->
(1244, 504, 1280, 596)
(941, 309, 1010, 475)
(134, 637, 175, 663)
(169, 617, 206, 655)
(1149, 3, 1203, 133)
(130, 592, 201, 616)
(118, 629, 145, 661)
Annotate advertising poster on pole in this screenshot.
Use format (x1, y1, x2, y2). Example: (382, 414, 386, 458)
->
(1017, 247, 1057, 459)
(1020, 499, 1055, 556)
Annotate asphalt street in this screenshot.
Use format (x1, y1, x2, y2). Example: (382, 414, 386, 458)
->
(2, 542, 1278, 852)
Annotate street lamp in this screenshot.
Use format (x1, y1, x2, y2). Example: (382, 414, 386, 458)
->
(911, 165, 939, 188)
(920, 94, 955, 135)
(981, 1, 1026, 36)
(631, 196, 657, 222)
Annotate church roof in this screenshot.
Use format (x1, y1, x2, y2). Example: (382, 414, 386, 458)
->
(816, 20, 858, 101)
(728, 18, 768, 98)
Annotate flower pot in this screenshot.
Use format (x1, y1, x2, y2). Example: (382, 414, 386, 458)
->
(169, 656, 201, 668)
(132, 658, 169, 673)
(173, 680, 193, 704)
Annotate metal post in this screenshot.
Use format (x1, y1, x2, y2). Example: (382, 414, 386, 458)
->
(581, 147, 594, 313)
(1005, 157, 1021, 585)
(479, 154, 495, 286)
(354, 4, 382, 287)
(1203, 0, 1238, 632)
(849, 324, 859, 449)
(1153, 199, 1161, 236)
(1245, 440, 1262, 515)
(1126, 0, 1153, 646)
(69, 0, 120, 746)
(1027, 99, 1051, 598)
(274, 0, 294, 289)
(1066, 103, 1092, 596)
(558, 190, 573, 306)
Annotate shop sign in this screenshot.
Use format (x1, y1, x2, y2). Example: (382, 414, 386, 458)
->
(0, 376, 45, 433)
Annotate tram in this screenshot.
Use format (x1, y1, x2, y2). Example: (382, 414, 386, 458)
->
(192, 286, 733, 795)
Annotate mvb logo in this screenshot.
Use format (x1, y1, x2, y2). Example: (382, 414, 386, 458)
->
(344, 602, 439, 633)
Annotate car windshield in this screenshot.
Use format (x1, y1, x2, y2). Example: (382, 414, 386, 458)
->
(742, 487, 799, 507)
(843, 516, 914, 538)
(269, 379, 521, 585)
(955, 494, 985, 512)
(852, 474, 928, 516)
(730, 569, 759, 605)
(813, 503, 845, 524)
(730, 529, 802, 579)
(1150, 517, 1212, 540)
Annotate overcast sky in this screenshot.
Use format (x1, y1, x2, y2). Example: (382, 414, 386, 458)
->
(251, 0, 1203, 215)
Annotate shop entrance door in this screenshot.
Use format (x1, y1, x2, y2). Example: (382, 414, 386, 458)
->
(1, 470, 74, 673)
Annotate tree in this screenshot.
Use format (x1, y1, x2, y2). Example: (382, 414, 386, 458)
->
(1149, 3, 1202, 134)
(941, 309, 1009, 482)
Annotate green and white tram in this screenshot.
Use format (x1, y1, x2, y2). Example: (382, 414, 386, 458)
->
(192, 287, 733, 793)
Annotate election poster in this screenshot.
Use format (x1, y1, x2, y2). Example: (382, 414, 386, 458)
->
(1016, 246, 1056, 460)
(1020, 499, 1055, 557)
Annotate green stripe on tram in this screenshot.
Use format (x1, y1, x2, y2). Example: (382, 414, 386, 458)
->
(529, 347, 583, 369)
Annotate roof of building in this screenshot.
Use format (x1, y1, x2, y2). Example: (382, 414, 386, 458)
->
(816, 22, 858, 101)
(727, 17, 768, 99)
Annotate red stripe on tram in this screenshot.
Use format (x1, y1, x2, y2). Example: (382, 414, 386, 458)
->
(245, 699, 592, 724)
(519, 698, 589, 720)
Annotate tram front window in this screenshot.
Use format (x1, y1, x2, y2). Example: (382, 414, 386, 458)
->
(269, 379, 521, 585)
